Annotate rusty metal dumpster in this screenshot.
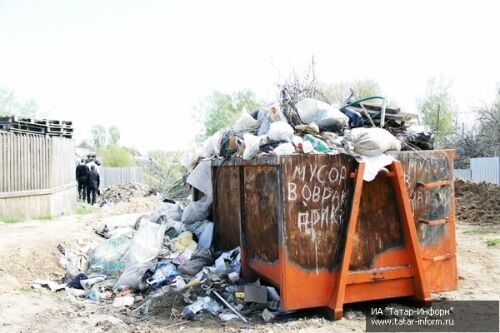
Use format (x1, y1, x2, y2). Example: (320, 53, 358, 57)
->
(211, 150, 457, 318)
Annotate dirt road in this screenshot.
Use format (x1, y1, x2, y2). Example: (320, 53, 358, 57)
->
(0, 208, 498, 333)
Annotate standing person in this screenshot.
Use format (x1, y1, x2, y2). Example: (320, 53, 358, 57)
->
(86, 165, 100, 205)
(75, 159, 89, 200)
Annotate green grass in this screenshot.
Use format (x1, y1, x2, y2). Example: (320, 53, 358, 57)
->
(0, 216, 24, 224)
(486, 239, 500, 247)
(463, 228, 491, 235)
(34, 214, 53, 221)
(76, 205, 95, 215)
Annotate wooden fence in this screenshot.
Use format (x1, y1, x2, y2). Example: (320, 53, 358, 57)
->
(100, 167, 143, 188)
(0, 132, 76, 218)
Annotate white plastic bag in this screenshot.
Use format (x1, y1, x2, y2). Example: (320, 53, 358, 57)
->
(114, 220, 166, 290)
(273, 142, 296, 155)
(242, 133, 262, 160)
(186, 160, 212, 197)
(181, 149, 202, 171)
(295, 98, 349, 131)
(232, 111, 258, 132)
(346, 128, 401, 156)
(95, 213, 143, 238)
(267, 121, 294, 142)
(257, 103, 286, 135)
(88, 235, 131, 278)
(201, 130, 224, 158)
(148, 202, 183, 223)
(302, 141, 314, 153)
(196, 222, 214, 249)
(181, 195, 212, 224)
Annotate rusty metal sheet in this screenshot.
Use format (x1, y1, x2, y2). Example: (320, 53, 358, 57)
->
(282, 154, 356, 271)
(213, 151, 456, 282)
(212, 166, 241, 251)
(350, 172, 404, 270)
(349, 151, 455, 270)
(243, 165, 280, 262)
(393, 150, 455, 258)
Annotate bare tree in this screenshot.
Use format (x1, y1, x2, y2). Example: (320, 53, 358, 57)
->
(448, 87, 500, 167)
(278, 59, 326, 126)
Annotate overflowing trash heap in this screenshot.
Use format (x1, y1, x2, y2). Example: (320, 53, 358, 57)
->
(34, 96, 436, 325)
(187, 96, 433, 170)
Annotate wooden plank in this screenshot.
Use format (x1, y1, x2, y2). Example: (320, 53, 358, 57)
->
(0, 182, 76, 199)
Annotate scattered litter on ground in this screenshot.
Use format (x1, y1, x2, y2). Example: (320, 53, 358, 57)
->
(32, 279, 67, 292)
(38, 189, 284, 325)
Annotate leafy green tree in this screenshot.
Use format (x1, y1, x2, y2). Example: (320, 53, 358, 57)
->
(417, 77, 456, 146)
(197, 90, 259, 140)
(0, 87, 41, 117)
(91, 125, 107, 149)
(77, 140, 93, 150)
(108, 126, 120, 145)
(98, 145, 136, 167)
(322, 79, 384, 106)
(0, 88, 16, 116)
(143, 151, 187, 200)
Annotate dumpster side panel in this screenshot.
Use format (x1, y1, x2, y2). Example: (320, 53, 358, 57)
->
(394, 150, 457, 292)
(212, 166, 242, 251)
(282, 154, 356, 271)
(243, 166, 280, 262)
(347, 150, 457, 292)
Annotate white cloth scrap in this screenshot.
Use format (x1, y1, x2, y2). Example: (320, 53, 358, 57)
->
(358, 154, 395, 182)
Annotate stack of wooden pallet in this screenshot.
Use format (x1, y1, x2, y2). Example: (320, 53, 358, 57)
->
(0, 116, 73, 138)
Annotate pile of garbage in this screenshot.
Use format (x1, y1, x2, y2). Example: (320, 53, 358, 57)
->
(32, 96, 437, 325)
(100, 183, 154, 206)
(40, 186, 281, 324)
(455, 179, 500, 225)
(185, 96, 433, 170)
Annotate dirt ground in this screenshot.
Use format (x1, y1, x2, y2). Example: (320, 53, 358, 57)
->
(0, 200, 499, 333)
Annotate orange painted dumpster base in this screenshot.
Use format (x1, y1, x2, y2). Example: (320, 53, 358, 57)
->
(328, 161, 430, 319)
(241, 161, 437, 319)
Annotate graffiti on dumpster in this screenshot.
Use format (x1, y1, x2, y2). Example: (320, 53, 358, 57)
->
(287, 163, 350, 235)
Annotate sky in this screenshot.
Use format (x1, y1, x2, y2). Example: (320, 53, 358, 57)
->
(0, 0, 499, 152)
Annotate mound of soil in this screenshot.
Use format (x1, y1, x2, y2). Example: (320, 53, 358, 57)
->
(100, 182, 153, 205)
(455, 179, 500, 225)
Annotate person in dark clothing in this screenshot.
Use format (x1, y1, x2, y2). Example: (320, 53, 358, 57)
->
(75, 159, 89, 200)
(86, 165, 100, 205)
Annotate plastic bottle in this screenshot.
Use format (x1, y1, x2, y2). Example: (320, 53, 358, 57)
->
(182, 296, 211, 320)
(146, 261, 178, 288)
(303, 134, 331, 153)
(87, 286, 101, 302)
